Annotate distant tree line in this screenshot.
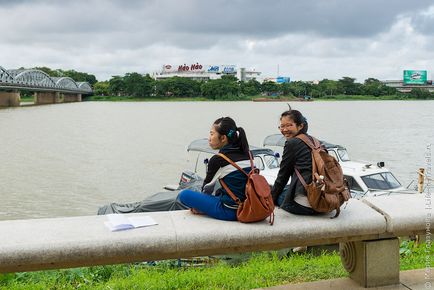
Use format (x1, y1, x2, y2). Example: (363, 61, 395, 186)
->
(31, 67, 433, 100)
(92, 73, 433, 100)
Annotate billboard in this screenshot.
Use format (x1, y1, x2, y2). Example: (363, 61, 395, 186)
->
(403, 70, 427, 85)
(162, 64, 237, 74)
(276, 76, 290, 84)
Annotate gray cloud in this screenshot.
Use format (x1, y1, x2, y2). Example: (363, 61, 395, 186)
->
(0, 0, 433, 81)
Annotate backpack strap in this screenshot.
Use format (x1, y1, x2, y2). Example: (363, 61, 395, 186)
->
(219, 179, 242, 205)
(218, 152, 254, 178)
(294, 134, 321, 190)
(295, 134, 321, 150)
(218, 152, 254, 205)
(294, 168, 308, 190)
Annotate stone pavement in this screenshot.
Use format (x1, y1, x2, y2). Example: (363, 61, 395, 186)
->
(256, 269, 432, 290)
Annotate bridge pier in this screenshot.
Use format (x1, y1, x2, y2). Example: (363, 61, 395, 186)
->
(63, 93, 82, 103)
(0, 91, 20, 107)
(34, 92, 60, 105)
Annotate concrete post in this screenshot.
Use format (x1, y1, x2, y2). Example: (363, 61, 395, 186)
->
(54, 92, 63, 103)
(340, 238, 400, 287)
(63, 93, 81, 102)
(0, 91, 20, 107)
(34, 92, 57, 104)
(418, 168, 425, 193)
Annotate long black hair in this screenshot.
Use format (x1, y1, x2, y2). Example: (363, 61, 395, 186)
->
(213, 117, 250, 154)
(280, 109, 309, 134)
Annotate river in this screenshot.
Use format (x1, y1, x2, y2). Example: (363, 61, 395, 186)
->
(0, 100, 433, 220)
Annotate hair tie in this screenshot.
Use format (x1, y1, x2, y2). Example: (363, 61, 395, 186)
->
(227, 129, 235, 138)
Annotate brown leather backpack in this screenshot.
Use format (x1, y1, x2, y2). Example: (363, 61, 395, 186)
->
(295, 134, 351, 218)
(218, 152, 275, 225)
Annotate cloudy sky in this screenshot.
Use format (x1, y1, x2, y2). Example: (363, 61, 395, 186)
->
(1, 0, 433, 82)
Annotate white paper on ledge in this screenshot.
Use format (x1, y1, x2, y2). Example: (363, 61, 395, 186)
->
(105, 214, 158, 231)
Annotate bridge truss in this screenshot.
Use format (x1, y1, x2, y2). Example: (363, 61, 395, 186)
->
(0, 66, 93, 94)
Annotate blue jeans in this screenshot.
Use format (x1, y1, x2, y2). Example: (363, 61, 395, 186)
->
(179, 189, 237, 221)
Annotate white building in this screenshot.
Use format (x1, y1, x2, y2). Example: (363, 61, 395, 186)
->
(153, 63, 261, 82)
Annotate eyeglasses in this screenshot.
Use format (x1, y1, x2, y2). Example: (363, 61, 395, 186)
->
(278, 124, 292, 130)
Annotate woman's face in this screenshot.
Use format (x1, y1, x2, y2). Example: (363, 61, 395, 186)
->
(279, 116, 304, 139)
(208, 125, 228, 149)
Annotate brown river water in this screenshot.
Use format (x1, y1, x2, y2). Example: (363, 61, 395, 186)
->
(0, 100, 433, 220)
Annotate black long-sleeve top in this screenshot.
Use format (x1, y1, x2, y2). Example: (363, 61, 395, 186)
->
(271, 135, 313, 208)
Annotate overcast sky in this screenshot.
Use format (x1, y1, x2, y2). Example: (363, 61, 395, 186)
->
(1, 0, 433, 82)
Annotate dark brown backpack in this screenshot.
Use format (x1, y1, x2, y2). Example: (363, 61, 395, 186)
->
(295, 134, 351, 218)
(218, 152, 275, 225)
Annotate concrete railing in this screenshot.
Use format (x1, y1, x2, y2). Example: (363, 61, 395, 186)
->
(0, 194, 432, 288)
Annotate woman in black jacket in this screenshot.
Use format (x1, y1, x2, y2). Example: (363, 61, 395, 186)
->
(271, 109, 318, 215)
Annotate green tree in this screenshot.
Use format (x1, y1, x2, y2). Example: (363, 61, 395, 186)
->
(240, 79, 261, 96)
(361, 78, 383, 96)
(318, 79, 339, 97)
(361, 78, 397, 96)
(108, 76, 126, 96)
(156, 77, 201, 98)
(201, 76, 240, 100)
(261, 81, 280, 96)
(123, 72, 154, 98)
(62, 70, 97, 86)
(93, 81, 109, 96)
(287, 81, 306, 97)
(410, 88, 432, 99)
(338, 77, 361, 95)
(280, 83, 294, 96)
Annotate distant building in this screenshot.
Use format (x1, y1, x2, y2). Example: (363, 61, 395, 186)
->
(240, 68, 261, 82)
(382, 70, 434, 92)
(382, 80, 434, 93)
(153, 63, 261, 81)
(263, 76, 290, 83)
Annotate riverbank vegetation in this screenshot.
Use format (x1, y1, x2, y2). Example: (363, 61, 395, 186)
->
(1, 241, 431, 289)
(29, 67, 434, 101)
(89, 73, 434, 101)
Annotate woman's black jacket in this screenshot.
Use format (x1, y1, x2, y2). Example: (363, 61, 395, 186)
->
(271, 135, 313, 208)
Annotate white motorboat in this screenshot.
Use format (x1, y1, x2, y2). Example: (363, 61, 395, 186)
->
(98, 139, 282, 214)
(98, 136, 416, 215)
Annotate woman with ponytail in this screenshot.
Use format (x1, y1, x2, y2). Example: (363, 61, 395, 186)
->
(179, 117, 251, 221)
(271, 109, 318, 216)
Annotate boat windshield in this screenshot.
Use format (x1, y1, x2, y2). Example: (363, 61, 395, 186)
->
(264, 154, 279, 169)
(361, 172, 401, 190)
(338, 149, 350, 162)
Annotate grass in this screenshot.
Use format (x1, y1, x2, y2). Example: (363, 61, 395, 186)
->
(19, 96, 34, 102)
(1, 241, 432, 290)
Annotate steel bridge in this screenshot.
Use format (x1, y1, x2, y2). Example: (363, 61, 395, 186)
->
(0, 66, 93, 107)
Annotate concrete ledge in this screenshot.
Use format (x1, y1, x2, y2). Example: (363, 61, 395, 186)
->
(362, 194, 434, 236)
(0, 199, 386, 273)
(173, 199, 387, 257)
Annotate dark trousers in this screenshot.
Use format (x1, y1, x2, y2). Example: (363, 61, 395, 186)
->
(277, 189, 317, 216)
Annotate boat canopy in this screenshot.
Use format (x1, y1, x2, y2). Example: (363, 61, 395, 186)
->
(187, 138, 276, 156)
(263, 134, 347, 151)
